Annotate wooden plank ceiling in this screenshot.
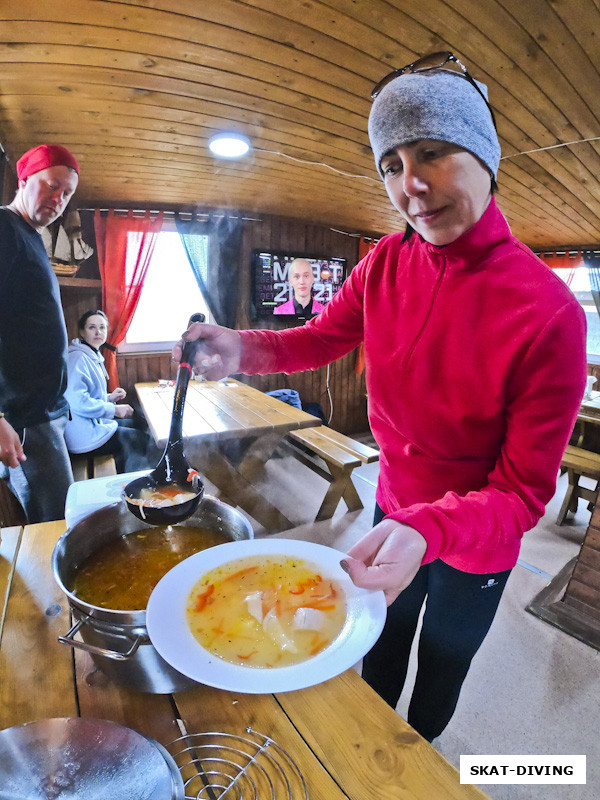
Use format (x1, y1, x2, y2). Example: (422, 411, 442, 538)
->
(0, 0, 599, 248)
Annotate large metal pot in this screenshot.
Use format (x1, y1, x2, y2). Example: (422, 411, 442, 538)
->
(52, 496, 253, 693)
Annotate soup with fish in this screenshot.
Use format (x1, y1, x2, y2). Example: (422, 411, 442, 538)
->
(127, 485, 198, 509)
(186, 555, 347, 668)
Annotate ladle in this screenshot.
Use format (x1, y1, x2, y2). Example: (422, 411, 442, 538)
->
(123, 339, 204, 525)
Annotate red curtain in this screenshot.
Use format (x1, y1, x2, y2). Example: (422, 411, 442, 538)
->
(354, 236, 378, 375)
(94, 209, 164, 390)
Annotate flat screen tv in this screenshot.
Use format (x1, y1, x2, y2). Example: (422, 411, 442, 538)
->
(251, 250, 347, 321)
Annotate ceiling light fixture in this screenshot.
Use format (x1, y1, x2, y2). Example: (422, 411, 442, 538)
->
(208, 133, 251, 158)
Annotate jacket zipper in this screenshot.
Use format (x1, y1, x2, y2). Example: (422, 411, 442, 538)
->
(402, 259, 446, 369)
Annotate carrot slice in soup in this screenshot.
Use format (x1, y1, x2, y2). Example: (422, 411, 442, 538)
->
(194, 583, 215, 612)
(223, 565, 260, 582)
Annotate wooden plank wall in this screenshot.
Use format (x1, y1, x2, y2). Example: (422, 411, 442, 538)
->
(587, 364, 600, 386)
(581, 364, 600, 451)
(233, 213, 368, 433)
(57, 208, 600, 437)
(59, 281, 102, 341)
(59, 210, 369, 435)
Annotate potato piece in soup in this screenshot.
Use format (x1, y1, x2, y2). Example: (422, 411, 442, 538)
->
(186, 555, 346, 667)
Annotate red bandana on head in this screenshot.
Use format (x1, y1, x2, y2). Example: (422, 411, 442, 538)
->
(16, 144, 79, 181)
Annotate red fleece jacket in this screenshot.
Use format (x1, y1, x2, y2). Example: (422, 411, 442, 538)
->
(239, 200, 587, 573)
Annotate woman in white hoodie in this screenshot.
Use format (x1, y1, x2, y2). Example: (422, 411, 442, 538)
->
(64, 310, 156, 473)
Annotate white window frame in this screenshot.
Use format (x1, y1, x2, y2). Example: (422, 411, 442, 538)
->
(552, 265, 600, 364)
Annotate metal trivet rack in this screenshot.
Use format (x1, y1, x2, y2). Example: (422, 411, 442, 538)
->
(168, 727, 309, 799)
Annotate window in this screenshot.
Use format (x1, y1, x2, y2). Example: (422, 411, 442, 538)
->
(120, 229, 210, 352)
(553, 266, 600, 362)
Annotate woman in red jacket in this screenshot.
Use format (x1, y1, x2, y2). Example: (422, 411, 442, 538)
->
(176, 53, 586, 741)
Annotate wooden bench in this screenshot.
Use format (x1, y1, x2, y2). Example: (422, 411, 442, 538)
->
(557, 445, 600, 525)
(284, 427, 379, 521)
(70, 453, 117, 482)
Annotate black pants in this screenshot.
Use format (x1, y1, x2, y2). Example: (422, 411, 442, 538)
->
(89, 418, 162, 474)
(362, 504, 511, 742)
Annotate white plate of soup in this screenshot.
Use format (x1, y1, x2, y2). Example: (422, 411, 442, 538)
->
(146, 538, 387, 694)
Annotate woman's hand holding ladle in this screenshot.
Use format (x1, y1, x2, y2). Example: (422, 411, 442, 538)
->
(173, 322, 242, 381)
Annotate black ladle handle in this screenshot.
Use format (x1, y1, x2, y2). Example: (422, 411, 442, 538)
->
(168, 339, 199, 446)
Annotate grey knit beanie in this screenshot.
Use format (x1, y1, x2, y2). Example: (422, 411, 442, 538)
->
(368, 70, 500, 179)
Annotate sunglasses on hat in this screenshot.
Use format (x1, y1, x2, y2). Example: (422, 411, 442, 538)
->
(370, 51, 497, 131)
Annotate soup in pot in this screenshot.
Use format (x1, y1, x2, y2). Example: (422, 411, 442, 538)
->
(186, 555, 347, 668)
(72, 525, 229, 610)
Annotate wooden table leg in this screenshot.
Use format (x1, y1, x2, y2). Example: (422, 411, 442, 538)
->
(235, 433, 282, 483)
(339, 467, 364, 513)
(557, 469, 578, 524)
(315, 463, 363, 521)
(194, 443, 294, 533)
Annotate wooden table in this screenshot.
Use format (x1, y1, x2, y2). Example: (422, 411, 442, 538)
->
(135, 378, 321, 533)
(0, 520, 489, 799)
(574, 392, 600, 443)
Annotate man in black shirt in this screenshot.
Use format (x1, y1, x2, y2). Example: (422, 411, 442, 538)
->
(0, 144, 80, 522)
